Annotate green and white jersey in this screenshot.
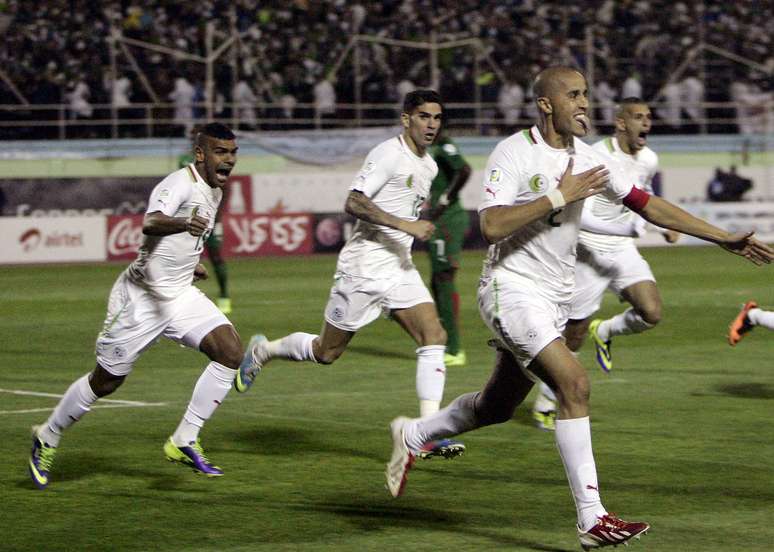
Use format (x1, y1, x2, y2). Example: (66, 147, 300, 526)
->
(479, 125, 633, 304)
(337, 135, 438, 278)
(578, 136, 658, 252)
(429, 136, 466, 209)
(127, 164, 222, 300)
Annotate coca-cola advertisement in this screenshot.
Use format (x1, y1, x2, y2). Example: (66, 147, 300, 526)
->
(106, 214, 145, 261)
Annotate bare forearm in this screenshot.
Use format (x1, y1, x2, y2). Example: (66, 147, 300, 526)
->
(143, 212, 187, 236)
(640, 196, 730, 243)
(480, 198, 554, 243)
(345, 191, 409, 233)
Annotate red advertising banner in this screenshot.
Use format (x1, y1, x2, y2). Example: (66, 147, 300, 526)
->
(107, 214, 145, 261)
(224, 213, 313, 256)
(106, 212, 313, 261)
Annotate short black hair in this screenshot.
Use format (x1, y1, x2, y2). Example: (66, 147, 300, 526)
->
(199, 122, 235, 140)
(402, 89, 443, 115)
(616, 97, 648, 116)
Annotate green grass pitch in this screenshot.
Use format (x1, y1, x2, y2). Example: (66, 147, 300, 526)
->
(2, 247, 772, 551)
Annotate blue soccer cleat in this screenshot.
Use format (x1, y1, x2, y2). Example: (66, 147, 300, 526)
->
(589, 319, 612, 373)
(28, 426, 57, 490)
(418, 439, 466, 460)
(235, 334, 268, 393)
(164, 437, 223, 477)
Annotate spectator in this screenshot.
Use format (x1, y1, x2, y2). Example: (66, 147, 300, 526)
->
(233, 79, 258, 130)
(169, 74, 195, 136)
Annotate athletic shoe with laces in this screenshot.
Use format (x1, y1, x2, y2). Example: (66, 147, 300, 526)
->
(28, 425, 57, 490)
(578, 513, 649, 550)
(728, 300, 757, 346)
(443, 351, 467, 366)
(385, 417, 416, 497)
(235, 334, 269, 393)
(589, 319, 612, 373)
(163, 437, 223, 477)
(418, 439, 466, 460)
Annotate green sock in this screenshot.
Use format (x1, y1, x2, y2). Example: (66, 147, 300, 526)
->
(212, 261, 229, 298)
(433, 279, 460, 355)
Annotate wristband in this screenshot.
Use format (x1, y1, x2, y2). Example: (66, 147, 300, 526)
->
(546, 189, 566, 210)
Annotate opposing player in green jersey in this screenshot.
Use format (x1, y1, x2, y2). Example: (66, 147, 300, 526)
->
(428, 132, 472, 366)
(179, 130, 232, 313)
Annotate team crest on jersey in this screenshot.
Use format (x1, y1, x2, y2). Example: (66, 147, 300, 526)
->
(489, 168, 502, 184)
(529, 174, 549, 193)
(406, 175, 413, 188)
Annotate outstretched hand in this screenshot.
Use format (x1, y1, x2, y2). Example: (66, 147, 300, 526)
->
(720, 231, 774, 265)
(193, 263, 209, 282)
(556, 158, 609, 204)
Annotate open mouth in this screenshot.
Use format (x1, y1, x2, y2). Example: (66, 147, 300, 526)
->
(636, 131, 648, 146)
(424, 132, 436, 142)
(215, 167, 232, 184)
(574, 114, 589, 133)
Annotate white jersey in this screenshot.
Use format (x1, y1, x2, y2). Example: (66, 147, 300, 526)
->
(127, 164, 222, 300)
(479, 125, 633, 304)
(578, 136, 658, 252)
(336, 135, 438, 278)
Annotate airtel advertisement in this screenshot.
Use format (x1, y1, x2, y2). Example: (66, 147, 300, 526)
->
(1, 216, 106, 263)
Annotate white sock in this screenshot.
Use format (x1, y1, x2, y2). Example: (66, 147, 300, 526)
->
(598, 307, 654, 341)
(38, 373, 98, 447)
(415, 345, 446, 416)
(405, 392, 479, 452)
(172, 362, 235, 446)
(555, 417, 607, 531)
(268, 332, 317, 362)
(534, 381, 557, 411)
(748, 308, 774, 330)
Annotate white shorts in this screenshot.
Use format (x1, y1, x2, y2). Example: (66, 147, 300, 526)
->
(95, 272, 231, 376)
(478, 276, 569, 371)
(324, 269, 434, 332)
(569, 244, 656, 320)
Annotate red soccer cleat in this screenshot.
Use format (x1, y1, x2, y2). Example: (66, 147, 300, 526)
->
(728, 300, 757, 346)
(578, 513, 650, 550)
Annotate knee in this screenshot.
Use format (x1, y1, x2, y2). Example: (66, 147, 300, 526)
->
(90, 365, 126, 397)
(476, 396, 516, 426)
(638, 303, 662, 326)
(556, 374, 590, 408)
(209, 341, 244, 369)
(314, 346, 342, 365)
(563, 320, 590, 352)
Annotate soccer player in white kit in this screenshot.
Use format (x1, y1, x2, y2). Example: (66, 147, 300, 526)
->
(28, 123, 248, 489)
(237, 90, 464, 459)
(532, 98, 680, 429)
(385, 67, 773, 550)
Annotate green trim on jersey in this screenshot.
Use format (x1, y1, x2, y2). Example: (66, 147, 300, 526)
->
(522, 129, 537, 145)
(604, 137, 615, 153)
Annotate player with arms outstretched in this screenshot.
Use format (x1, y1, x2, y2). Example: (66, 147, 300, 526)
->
(533, 98, 680, 430)
(238, 90, 464, 459)
(29, 123, 248, 489)
(385, 67, 772, 550)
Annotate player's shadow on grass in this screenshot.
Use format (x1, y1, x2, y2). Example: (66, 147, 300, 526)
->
(221, 426, 380, 462)
(346, 344, 416, 361)
(710, 383, 774, 400)
(292, 497, 573, 552)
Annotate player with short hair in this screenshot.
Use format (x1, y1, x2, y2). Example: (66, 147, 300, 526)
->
(728, 300, 774, 345)
(427, 131, 472, 367)
(238, 90, 465, 459)
(532, 98, 680, 430)
(385, 67, 772, 550)
(179, 128, 232, 314)
(29, 123, 247, 489)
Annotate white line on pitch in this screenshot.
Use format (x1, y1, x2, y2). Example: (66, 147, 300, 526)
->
(0, 387, 165, 406)
(0, 403, 169, 415)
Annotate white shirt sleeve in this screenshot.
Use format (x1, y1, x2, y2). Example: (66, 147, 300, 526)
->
(479, 145, 521, 211)
(350, 143, 400, 198)
(600, 154, 635, 203)
(146, 176, 192, 216)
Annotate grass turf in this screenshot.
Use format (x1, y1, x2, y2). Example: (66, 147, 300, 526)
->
(2, 246, 773, 551)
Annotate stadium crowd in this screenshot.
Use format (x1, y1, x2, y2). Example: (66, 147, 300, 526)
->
(0, 0, 771, 137)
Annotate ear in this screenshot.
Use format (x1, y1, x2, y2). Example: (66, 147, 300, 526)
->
(536, 96, 552, 115)
(400, 112, 410, 129)
(194, 145, 205, 162)
(614, 116, 626, 133)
